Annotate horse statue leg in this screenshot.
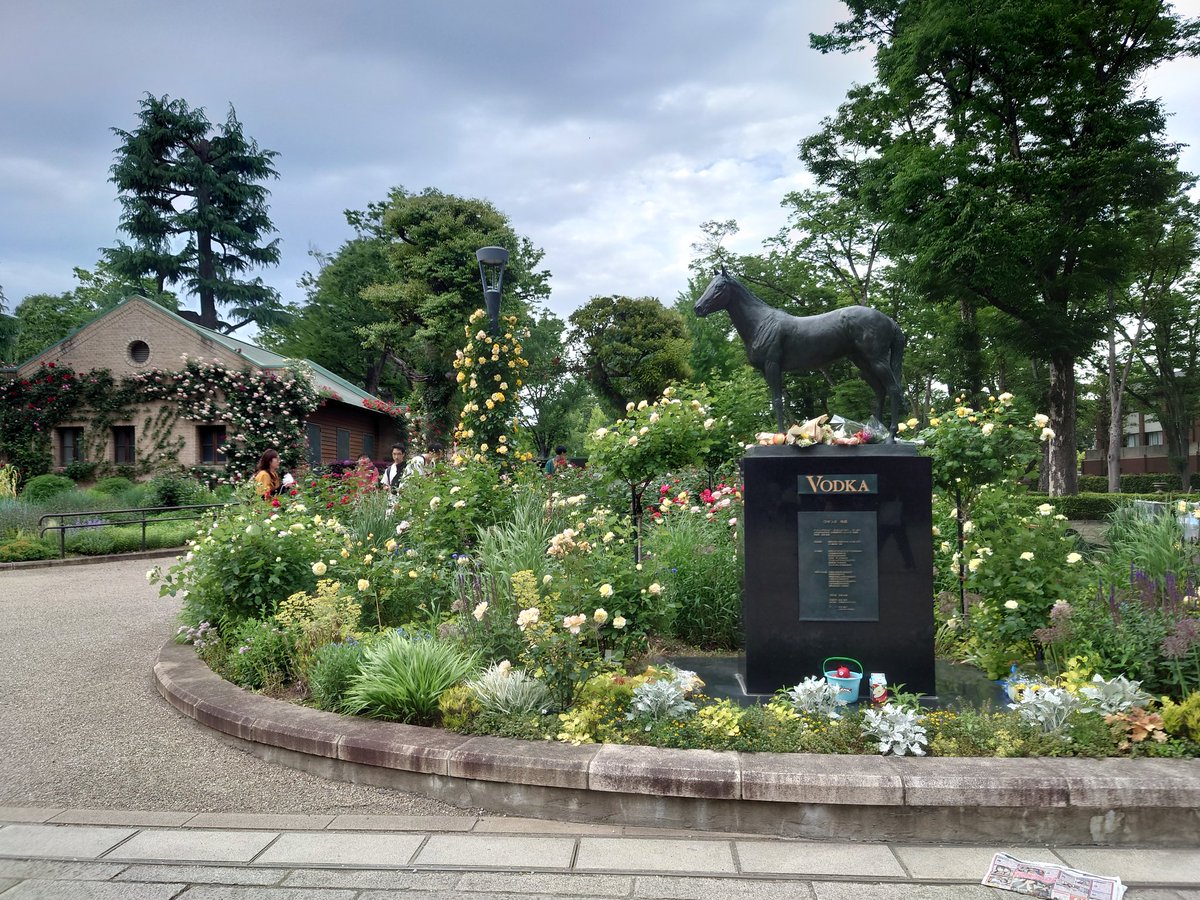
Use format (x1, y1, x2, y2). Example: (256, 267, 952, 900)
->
(762, 361, 786, 433)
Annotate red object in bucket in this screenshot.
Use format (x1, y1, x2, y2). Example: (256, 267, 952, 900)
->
(835, 665, 851, 678)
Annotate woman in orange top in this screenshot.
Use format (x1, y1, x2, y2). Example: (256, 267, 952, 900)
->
(253, 448, 281, 498)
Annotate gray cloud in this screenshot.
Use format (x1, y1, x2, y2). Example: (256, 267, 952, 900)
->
(2, 0, 1197, 325)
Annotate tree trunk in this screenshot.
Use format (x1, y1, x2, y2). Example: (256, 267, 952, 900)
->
(1106, 326, 1122, 494)
(1046, 353, 1078, 496)
(1162, 382, 1192, 490)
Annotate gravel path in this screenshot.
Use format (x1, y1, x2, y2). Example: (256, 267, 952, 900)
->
(0, 556, 473, 816)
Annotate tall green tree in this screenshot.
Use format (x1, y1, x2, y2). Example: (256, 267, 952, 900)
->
(0, 283, 19, 364)
(357, 187, 550, 441)
(806, 0, 1199, 495)
(1123, 196, 1200, 488)
(260, 208, 398, 396)
(567, 295, 692, 416)
(106, 94, 285, 333)
(517, 310, 595, 458)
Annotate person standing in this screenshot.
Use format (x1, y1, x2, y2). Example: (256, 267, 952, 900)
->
(253, 448, 281, 499)
(381, 443, 407, 491)
(406, 441, 443, 478)
(545, 445, 570, 474)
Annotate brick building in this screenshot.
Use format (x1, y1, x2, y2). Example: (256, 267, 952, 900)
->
(6, 296, 400, 474)
(1081, 412, 1200, 480)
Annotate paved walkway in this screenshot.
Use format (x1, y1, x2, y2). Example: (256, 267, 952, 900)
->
(4, 808, 1200, 899)
(2, 557, 1199, 899)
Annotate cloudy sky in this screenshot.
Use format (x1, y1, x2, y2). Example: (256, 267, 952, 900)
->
(3, 1, 1199, 325)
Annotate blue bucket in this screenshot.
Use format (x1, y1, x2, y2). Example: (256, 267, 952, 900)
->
(823, 656, 864, 705)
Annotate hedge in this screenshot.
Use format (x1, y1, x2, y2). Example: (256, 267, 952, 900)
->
(1024, 491, 1200, 520)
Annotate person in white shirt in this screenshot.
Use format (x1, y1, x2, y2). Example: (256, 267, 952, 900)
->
(381, 443, 407, 491)
(406, 441, 443, 478)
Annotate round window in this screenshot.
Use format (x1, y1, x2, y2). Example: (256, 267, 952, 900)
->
(128, 340, 150, 364)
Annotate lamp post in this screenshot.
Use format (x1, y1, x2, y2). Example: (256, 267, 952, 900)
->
(476, 246, 509, 336)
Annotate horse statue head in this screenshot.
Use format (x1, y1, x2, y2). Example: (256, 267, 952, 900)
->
(693, 266, 737, 318)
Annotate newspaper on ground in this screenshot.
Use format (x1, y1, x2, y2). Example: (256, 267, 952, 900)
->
(982, 852, 1126, 900)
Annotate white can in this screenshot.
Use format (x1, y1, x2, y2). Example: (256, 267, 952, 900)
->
(869, 673, 888, 704)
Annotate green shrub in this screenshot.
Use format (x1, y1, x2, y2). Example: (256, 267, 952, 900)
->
(66, 528, 119, 556)
(307, 641, 365, 711)
(93, 476, 135, 496)
(145, 471, 203, 508)
(0, 498, 40, 538)
(342, 632, 478, 723)
(467, 663, 551, 717)
(151, 500, 341, 627)
(643, 493, 742, 648)
(64, 461, 98, 482)
(438, 682, 481, 731)
(222, 619, 297, 691)
(0, 536, 57, 562)
(1049, 493, 1120, 520)
(20, 474, 75, 502)
(1077, 475, 1108, 493)
(1121, 473, 1174, 494)
(1162, 693, 1200, 742)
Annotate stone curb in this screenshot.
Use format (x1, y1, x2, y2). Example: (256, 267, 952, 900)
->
(154, 641, 1200, 846)
(0, 547, 182, 571)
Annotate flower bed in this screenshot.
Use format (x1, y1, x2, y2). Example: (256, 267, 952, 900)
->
(150, 385, 1200, 761)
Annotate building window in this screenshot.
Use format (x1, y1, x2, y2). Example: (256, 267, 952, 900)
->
(362, 434, 375, 460)
(1147, 431, 1163, 446)
(113, 426, 136, 465)
(1123, 433, 1140, 448)
(198, 425, 227, 464)
(59, 427, 84, 465)
(336, 428, 350, 461)
(128, 340, 150, 364)
(306, 423, 322, 466)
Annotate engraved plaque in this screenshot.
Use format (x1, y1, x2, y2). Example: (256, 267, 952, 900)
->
(797, 510, 879, 621)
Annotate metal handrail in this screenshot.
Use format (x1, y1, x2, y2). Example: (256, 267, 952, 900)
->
(38, 503, 231, 559)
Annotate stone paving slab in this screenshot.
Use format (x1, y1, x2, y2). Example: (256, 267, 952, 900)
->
(735, 839, 904, 878)
(575, 837, 737, 874)
(0, 809, 64, 824)
(473, 816, 623, 835)
(179, 887, 356, 900)
(0, 824, 135, 860)
(0, 860, 129, 881)
(1054, 848, 1200, 885)
(280, 868, 459, 890)
(455, 871, 634, 896)
(326, 813, 475, 831)
(891, 844, 1066, 880)
(47, 809, 194, 828)
(103, 827, 277, 863)
(115, 863, 290, 884)
(414, 833, 576, 868)
(184, 812, 335, 830)
(0, 880, 186, 899)
(811, 885, 1009, 899)
(632, 875, 816, 899)
(255, 831, 425, 867)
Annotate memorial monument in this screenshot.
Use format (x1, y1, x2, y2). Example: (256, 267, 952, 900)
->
(694, 271, 935, 696)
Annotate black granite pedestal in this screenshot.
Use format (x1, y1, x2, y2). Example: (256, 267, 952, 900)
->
(740, 444, 935, 696)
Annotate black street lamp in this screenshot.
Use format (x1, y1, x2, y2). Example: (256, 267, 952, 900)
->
(476, 246, 509, 336)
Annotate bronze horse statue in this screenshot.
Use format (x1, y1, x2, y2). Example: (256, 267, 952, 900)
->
(694, 269, 906, 440)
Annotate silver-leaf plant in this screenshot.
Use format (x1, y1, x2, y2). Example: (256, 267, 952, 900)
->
(785, 676, 842, 720)
(861, 702, 928, 756)
(1077, 674, 1151, 716)
(1009, 686, 1079, 734)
